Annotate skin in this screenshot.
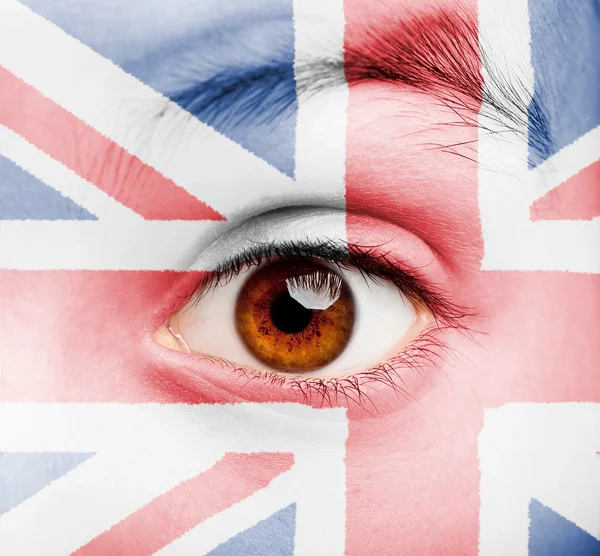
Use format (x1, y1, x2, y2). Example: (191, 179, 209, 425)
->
(1, 0, 599, 554)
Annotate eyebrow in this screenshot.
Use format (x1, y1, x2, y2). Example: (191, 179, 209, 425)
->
(170, 59, 297, 128)
(169, 9, 548, 155)
(325, 9, 548, 153)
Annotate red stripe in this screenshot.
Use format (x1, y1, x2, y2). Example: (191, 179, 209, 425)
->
(530, 159, 600, 221)
(0, 65, 223, 221)
(0, 270, 303, 404)
(71, 452, 293, 555)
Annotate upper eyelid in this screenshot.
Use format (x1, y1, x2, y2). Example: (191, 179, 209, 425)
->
(180, 205, 470, 323)
(187, 205, 445, 297)
(189, 237, 467, 329)
(188, 206, 348, 272)
(187, 239, 350, 305)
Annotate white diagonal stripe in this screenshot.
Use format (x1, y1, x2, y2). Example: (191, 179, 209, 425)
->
(0, 0, 293, 220)
(531, 125, 600, 202)
(156, 470, 297, 556)
(0, 0, 351, 270)
(0, 447, 224, 555)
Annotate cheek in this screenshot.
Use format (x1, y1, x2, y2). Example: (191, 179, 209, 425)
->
(343, 272, 600, 553)
(0, 271, 181, 402)
(0, 269, 321, 406)
(472, 272, 600, 404)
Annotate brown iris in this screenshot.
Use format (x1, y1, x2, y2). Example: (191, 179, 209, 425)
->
(235, 260, 355, 371)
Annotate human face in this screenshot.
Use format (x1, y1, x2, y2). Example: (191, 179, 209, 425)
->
(0, 0, 598, 554)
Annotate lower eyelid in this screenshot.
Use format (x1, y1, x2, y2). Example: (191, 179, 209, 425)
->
(145, 317, 454, 418)
(151, 283, 454, 403)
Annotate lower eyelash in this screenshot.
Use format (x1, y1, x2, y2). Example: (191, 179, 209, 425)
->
(211, 321, 469, 414)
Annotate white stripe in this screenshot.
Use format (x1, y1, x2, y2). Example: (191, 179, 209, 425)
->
(0, 0, 292, 221)
(293, 0, 348, 225)
(0, 209, 348, 270)
(478, 0, 600, 273)
(290, 437, 347, 556)
(0, 403, 347, 453)
(0, 125, 141, 222)
(0, 220, 227, 270)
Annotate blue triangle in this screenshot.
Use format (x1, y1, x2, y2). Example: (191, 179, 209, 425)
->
(529, 498, 600, 555)
(0, 155, 96, 220)
(0, 452, 94, 515)
(527, 0, 600, 168)
(18, 1, 297, 178)
(208, 504, 296, 556)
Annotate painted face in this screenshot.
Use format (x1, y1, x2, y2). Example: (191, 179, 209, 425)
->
(0, 0, 598, 554)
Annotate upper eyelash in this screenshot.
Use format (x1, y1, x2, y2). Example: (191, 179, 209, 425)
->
(185, 237, 470, 328)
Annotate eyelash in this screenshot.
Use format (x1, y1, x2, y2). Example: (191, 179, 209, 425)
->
(166, 238, 472, 412)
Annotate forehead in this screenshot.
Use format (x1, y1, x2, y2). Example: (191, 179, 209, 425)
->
(21, 0, 481, 62)
(2, 0, 482, 261)
(7, 0, 594, 273)
(22, 0, 293, 63)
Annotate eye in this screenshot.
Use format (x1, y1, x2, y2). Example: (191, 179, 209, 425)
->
(153, 242, 435, 380)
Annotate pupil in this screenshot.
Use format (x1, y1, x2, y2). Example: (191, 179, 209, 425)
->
(270, 293, 313, 334)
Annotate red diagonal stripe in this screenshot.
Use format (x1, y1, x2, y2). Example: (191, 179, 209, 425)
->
(0, 65, 224, 221)
(71, 452, 293, 556)
(530, 159, 600, 221)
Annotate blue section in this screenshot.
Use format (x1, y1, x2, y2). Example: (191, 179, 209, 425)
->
(528, 0, 600, 167)
(0, 155, 96, 220)
(0, 452, 94, 515)
(529, 499, 600, 555)
(208, 504, 296, 556)
(20, 0, 298, 177)
(166, 56, 298, 178)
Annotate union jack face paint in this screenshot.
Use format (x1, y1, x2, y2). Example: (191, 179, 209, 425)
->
(0, 0, 598, 555)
